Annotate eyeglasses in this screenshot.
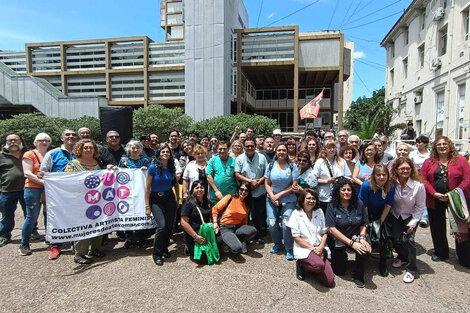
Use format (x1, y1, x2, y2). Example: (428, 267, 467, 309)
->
(239, 188, 249, 193)
(298, 159, 308, 163)
(398, 167, 411, 172)
(108, 135, 120, 139)
(245, 145, 255, 148)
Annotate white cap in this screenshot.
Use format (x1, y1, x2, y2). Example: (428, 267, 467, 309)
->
(273, 129, 282, 136)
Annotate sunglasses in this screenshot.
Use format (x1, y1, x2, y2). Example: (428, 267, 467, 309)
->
(298, 159, 308, 163)
(239, 188, 249, 193)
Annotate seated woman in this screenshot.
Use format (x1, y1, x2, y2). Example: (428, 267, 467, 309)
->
(389, 157, 426, 283)
(358, 164, 395, 277)
(287, 188, 335, 287)
(181, 180, 211, 258)
(212, 182, 257, 254)
(326, 177, 371, 288)
(64, 139, 105, 264)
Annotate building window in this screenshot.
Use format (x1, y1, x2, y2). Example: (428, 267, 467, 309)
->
(435, 90, 445, 138)
(390, 69, 394, 86)
(404, 28, 409, 45)
(421, 11, 426, 30)
(403, 58, 408, 78)
(464, 7, 469, 41)
(443, 0, 448, 10)
(438, 25, 447, 56)
(391, 42, 395, 58)
(418, 43, 425, 68)
(456, 83, 466, 139)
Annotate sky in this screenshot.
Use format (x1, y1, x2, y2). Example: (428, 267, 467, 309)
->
(0, 0, 413, 101)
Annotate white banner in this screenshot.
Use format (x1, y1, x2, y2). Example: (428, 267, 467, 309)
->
(44, 168, 156, 243)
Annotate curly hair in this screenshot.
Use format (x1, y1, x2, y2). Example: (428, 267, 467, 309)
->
(368, 164, 391, 194)
(429, 136, 459, 164)
(339, 144, 358, 160)
(331, 177, 358, 209)
(390, 157, 422, 184)
(73, 139, 99, 159)
(192, 144, 207, 157)
(153, 143, 176, 177)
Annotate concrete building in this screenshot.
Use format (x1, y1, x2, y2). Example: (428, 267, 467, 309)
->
(381, 0, 470, 150)
(0, 0, 354, 132)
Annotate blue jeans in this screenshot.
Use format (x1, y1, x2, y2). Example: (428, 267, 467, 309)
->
(21, 188, 43, 245)
(420, 208, 428, 221)
(0, 190, 24, 239)
(266, 198, 295, 252)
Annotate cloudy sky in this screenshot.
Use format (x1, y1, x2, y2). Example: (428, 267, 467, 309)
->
(0, 0, 413, 100)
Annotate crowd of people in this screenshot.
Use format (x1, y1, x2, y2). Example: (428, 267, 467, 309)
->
(1, 125, 470, 288)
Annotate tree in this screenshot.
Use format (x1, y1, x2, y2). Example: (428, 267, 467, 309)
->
(133, 104, 193, 142)
(343, 87, 405, 138)
(190, 113, 278, 141)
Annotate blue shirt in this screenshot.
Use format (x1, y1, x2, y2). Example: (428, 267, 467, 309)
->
(325, 200, 368, 246)
(119, 156, 150, 169)
(355, 161, 373, 182)
(235, 152, 267, 198)
(264, 161, 299, 203)
(40, 146, 75, 173)
(148, 164, 174, 192)
(358, 180, 396, 219)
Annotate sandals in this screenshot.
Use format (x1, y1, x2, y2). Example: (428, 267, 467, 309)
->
(74, 255, 92, 264)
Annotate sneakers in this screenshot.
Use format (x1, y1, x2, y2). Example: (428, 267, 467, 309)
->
(74, 255, 92, 264)
(419, 219, 429, 228)
(241, 242, 248, 254)
(270, 245, 284, 253)
(392, 259, 405, 268)
(30, 230, 44, 241)
(286, 250, 294, 261)
(48, 246, 61, 260)
(18, 244, 32, 256)
(0, 237, 11, 247)
(403, 271, 415, 283)
(354, 278, 365, 288)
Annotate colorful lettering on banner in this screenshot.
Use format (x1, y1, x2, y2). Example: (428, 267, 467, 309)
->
(44, 168, 156, 243)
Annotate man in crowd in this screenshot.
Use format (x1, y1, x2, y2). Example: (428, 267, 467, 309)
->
(188, 131, 198, 143)
(235, 138, 268, 243)
(206, 141, 237, 204)
(380, 135, 395, 165)
(200, 136, 209, 150)
(40, 128, 77, 260)
(0, 133, 26, 247)
(255, 135, 265, 152)
(78, 127, 91, 140)
(246, 127, 254, 138)
(209, 137, 219, 158)
(337, 130, 349, 151)
(323, 131, 335, 142)
(168, 130, 182, 160)
(402, 121, 416, 140)
(260, 137, 275, 163)
(272, 129, 282, 145)
(149, 133, 159, 151)
(99, 130, 126, 167)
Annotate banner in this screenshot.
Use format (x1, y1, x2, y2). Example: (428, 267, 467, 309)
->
(299, 88, 324, 120)
(44, 168, 156, 243)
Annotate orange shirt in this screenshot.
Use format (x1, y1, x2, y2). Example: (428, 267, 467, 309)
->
(23, 150, 43, 188)
(212, 195, 249, 225)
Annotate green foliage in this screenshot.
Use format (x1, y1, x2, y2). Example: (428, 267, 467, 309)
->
(189, 113, 279, 141)
(344, 87, 401, 137)
(0, 113, 101, 149)
(355, 112, 383, 140)
(133, 105, 193, 141)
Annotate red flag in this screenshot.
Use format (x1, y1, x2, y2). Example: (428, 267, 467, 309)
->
(299, 88, 324, 120)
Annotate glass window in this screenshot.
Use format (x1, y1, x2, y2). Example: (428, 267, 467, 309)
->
(438, 25, 448, 56)
(418, 44, 425, 68)
(403, 58, 408, 79)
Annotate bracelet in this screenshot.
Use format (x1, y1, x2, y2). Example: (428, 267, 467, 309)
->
(349, 240, 354, 247)
(359, 235, 366, 240)
(193, 233, 198, 240)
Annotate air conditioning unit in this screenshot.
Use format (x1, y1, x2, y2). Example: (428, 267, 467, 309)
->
(432, 57, 442, 68)
(333, 113, 339, 125)
(433, 7, 445, 20)
(414, 95, 423, 104)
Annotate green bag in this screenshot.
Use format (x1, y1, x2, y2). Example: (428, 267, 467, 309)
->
(193, 206, 220, 265)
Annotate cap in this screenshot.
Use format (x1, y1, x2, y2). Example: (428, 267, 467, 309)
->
(273, 129, 282, 136)
(407, 121, 413, 126)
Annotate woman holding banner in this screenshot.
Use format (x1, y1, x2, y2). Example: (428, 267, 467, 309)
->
(64, 139, 105, 264)
(145, 144, 179, 266)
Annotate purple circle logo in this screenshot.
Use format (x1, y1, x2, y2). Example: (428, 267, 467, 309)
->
(102, 173, 115, 186)
(102, 187, 116, 201)
(116, 172, 131, 185)
(86, 205, 102, 219)
(117, 201, 130, 214)
(117, 186, 130, 199)
(84, 175, 101, 189)
(103, 202, 116, 216)
(85, 190, 101, 204)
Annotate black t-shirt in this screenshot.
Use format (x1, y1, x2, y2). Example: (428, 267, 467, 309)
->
(99, 146, 126, 168)
(142, 147, 155, 162)
(260, 151, 275, 163)
(325, 200, 368, 246)
(170, 145, 182, 160)
(181, 200, 211, 232)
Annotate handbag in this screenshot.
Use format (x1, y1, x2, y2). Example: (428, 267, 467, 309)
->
(193, 205, 220, 265)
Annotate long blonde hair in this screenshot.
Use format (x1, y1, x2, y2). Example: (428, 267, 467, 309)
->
(319, 139, 345, 169)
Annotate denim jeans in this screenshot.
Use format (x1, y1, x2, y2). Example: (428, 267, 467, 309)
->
(266, 198, 295, 252)
(0, 190, 24, 239)
(219, 224, 257, 253)
(21, 188, 43, 245)
(390, 215, 417, 274)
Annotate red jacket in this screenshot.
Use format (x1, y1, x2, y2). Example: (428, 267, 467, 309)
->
(420, 155, 470, 208)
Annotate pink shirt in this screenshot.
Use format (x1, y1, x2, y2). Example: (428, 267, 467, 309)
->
(391, 178, 426, 228)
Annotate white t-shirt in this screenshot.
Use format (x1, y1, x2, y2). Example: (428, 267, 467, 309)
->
(409, 149, 430, 170)
(182, 161, 205, 190)
(312, 157, 351, 202)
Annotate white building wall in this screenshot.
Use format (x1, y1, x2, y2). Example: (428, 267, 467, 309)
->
(383, 0, 470, 150)
(184, 0, 248, 121)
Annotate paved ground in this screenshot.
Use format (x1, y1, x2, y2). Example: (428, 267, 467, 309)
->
(1, 212, 470, 313)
